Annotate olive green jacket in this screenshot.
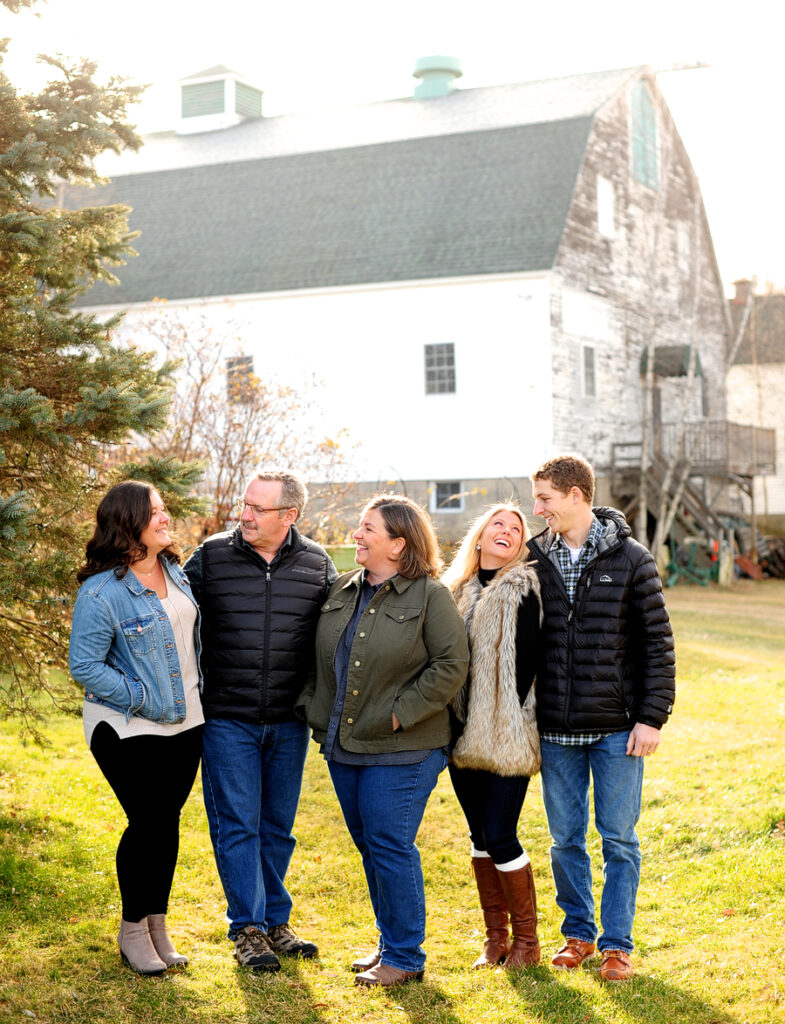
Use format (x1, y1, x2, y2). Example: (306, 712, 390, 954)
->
(301, 570, 469, 754)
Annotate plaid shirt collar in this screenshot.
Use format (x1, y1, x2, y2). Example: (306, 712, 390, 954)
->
(549, 515, 606, 603)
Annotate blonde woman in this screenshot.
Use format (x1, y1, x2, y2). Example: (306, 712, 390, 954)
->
(443, 504, 542, 969)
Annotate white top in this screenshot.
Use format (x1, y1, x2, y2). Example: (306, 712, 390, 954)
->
(83, 579, 204, 744)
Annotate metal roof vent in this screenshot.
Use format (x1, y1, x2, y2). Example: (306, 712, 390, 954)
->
(177, 65, 263, 135)
(413, 55, 463, 98)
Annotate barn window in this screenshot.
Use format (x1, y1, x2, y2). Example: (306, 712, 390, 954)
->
(631, 81, 658, 190)
(226, 354, 254, 403)
(597, 175, 615, 237)
(430, 481, 463, 513)
(424, 343, 456, 394)
(582, 345, 596, 398)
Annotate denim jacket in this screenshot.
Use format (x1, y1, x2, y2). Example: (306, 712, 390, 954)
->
(69, 559, 202, 724)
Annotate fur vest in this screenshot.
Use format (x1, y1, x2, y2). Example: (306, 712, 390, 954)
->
(450, 562, 542, 777)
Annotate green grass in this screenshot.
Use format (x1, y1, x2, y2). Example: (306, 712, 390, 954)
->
(1, 580, 784, 1023)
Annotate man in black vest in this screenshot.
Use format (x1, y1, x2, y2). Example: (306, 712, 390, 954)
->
(185, 470, 336, 971)
(527, 455, 675, 982)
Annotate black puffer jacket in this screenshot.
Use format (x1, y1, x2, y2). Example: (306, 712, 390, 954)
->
(185, 525, 336, 723)
(526, 507, 675, 734)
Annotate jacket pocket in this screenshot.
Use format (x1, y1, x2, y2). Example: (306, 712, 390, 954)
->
(120, 614, 157, 658)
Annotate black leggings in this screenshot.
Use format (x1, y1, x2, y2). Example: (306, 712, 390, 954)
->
(449, 763, 530, 864)
(90, 721, 203, 922)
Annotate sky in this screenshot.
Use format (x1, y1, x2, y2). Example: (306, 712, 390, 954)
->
(3, 0, 784, 291)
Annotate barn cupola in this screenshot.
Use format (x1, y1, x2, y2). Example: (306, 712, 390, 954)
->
(176, 65, 263, 135)
(413, 55, 463, 98)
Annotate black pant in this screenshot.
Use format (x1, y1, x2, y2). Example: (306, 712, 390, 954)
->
(90, 721, 203, 921)
(449, 763, 530, 864)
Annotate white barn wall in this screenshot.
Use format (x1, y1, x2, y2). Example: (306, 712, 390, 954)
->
(116, 272, 554, 485)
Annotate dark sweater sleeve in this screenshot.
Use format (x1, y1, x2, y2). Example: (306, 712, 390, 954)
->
(515, 591, 541, 705)
(182, 545, 204, 605)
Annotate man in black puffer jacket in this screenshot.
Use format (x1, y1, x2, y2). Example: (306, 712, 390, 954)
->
(527, 455, 674, 983)
(185, 470, 336, 972)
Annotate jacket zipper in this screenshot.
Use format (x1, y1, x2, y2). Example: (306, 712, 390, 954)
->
(261, 568, 271, 717)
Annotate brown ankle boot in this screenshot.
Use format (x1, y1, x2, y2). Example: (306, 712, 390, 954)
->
(118, 918, 167, 975)
(147, 913, 188, 968)
(496, 862, 540, 968)
(471, 856, 511, 968)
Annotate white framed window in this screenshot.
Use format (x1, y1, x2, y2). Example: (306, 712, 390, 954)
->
(597, 175, 615, 238)
(429, 481, 464, 513)
(424, 343, 456, 394)
(582, 345, 596, 398)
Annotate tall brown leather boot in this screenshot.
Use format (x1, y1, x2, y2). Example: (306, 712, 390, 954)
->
(496, 862, 541, 968)
(471, 856, 511, 968)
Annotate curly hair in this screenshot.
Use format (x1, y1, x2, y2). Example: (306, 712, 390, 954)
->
(531, 454, 595, 503)
(76, 481, 181, 583)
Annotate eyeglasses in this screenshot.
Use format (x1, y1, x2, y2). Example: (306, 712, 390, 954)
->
(235, 499, 291, 517)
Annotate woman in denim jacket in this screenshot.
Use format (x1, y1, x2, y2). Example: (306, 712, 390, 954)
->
(69, 481, 204, 976)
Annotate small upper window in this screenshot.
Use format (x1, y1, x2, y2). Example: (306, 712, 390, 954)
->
(597, 175, 615, 238)
(631, 81, 658, 190)
(430, 481, 463, 513)
(424, 343, 456, 394)
(226, 354, 254, 403)
(582, 345, 596, 398)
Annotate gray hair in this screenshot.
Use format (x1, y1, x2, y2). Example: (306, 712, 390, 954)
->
(248, 469, 308, 518)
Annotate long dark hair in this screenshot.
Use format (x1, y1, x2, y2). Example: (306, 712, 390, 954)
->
(76, 481, 181, 583)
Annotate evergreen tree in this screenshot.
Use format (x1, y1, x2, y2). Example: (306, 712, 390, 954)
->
(0, 1, 201, 727)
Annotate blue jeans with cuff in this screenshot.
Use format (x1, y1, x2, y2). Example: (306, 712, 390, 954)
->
(201, 717, 310, 936)
(328, 747, 447, 973)
(540, 730, 644, 954)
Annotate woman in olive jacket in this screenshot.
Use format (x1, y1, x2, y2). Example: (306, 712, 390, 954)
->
(301, 495, 469, 988)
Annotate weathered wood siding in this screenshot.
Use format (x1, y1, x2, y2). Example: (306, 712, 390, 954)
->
(550, 76, 729, 470)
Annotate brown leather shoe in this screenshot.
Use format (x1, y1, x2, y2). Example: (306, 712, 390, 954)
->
(354, 963, 424, 987)
(551, 937, 597, 969)
(600, 949, 633, 981)
(351, 948, 382, 973)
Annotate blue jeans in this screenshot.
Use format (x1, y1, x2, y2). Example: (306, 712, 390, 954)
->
(540, 731, 644, 954)
(328, 748, 447, 973)
(201, 717, 310, 935)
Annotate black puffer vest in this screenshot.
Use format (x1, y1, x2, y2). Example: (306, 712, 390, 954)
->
(526, 507, 675, 734)
(198, 526, 333, 723)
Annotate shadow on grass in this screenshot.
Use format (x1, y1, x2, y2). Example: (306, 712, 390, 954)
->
(235, 958, 330, 1024)
(503, 962, 740, 1024)
(391, 976, 468, 1024)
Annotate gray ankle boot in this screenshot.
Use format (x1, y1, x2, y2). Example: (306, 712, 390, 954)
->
(118, 919, 167, 975)
(147, 913, 188, 968)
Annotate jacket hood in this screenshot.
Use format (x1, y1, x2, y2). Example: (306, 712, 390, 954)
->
(528, 505, 631, 556)
(593, 506, 631, 553)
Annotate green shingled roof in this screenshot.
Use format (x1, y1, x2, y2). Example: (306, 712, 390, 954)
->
(71, 117, 593, 305)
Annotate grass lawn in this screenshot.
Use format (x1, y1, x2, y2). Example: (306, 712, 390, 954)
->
(1, 580, 784, 1024)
